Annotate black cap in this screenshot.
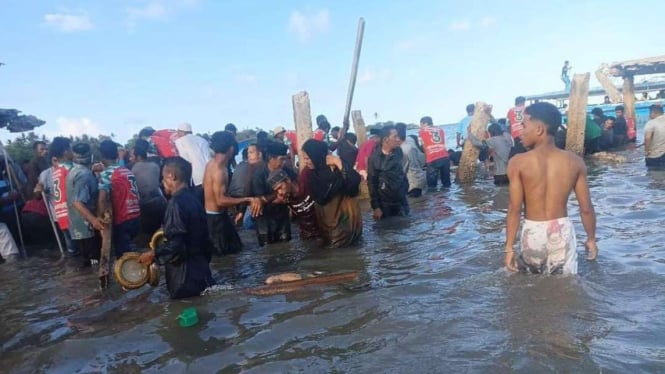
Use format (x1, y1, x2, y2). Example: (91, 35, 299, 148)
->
(266, 141, 288, 157)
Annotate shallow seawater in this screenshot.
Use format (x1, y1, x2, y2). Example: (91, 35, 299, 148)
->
(2, 144, 665, 373)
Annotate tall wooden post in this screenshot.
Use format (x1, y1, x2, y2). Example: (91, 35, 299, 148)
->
(352, 110, 367, 147)
(595, 66, 621, 103)
(623, 75, 637, 141)
(292, 91, 313, 173)
(565, 73, 591, 156)
(457, 101, 491, 183)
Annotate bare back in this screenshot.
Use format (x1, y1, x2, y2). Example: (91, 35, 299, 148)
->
(509, 146, 587, 220)
(203, 158, 228, 213)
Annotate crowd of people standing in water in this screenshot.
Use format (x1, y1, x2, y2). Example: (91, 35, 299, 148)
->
(1, 98, 664, 299)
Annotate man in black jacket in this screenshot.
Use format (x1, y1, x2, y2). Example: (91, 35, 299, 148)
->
(368, 125, 409, 220)
(140, 156, 214, 299)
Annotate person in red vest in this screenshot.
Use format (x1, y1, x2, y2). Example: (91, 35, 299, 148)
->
(49, 137, 78, 256)
(419, 116, 451, 189)
(507, 96, 526, 158)
(97, 140, 141, 257)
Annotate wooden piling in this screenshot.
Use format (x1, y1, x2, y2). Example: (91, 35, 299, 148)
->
(622, 75, 637, 141)
(457, 101, 491, 183)
(595, 65, 621, 103)
(292, 91, 313, 173)
(352, 110, 367, 147)
(565, 73, 591, 156)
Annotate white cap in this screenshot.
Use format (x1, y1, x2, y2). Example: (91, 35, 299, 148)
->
(177, 122, 192, 132)
(273, 126, 286, 135)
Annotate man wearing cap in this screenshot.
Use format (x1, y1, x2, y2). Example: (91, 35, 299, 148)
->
(174, 122, 213, 193)
(67, 143, 104, 267)
(313, 115, 332, 145)
(251, 142, 295, 246)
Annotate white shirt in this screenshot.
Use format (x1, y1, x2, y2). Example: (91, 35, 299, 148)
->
(174, 134, 212, 186)
(644, 114, 665, 158)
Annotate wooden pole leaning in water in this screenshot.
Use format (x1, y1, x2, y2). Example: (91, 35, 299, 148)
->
(622, 74, 637, 141)
(565, 73, 591, 156)
(292, 91, 314, 174)
(352, 110, 367, 147)
(457, 102, 492, 183)
(342, 18, 365, 126)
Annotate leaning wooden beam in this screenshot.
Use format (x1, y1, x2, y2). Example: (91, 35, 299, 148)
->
(608, 55, 665, 77)
(456, 101, 491, 183)
(623, 75, 637, 141)
(292, 91, 313, 173)
(565, 73, 591, 156)
(595, 64, 621, 103)
(352, 110, 367, 147)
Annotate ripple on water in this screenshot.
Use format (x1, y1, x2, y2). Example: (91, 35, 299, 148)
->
(2, 146, 665, 371)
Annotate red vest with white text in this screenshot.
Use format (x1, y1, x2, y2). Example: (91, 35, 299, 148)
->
(110, 167, 141, 225)
(52, 164, 71, 230)
(507, 105, 526, 139)
(419, 127, 449, 163)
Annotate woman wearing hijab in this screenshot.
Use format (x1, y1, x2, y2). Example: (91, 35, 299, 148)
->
(301, 139, 362, 248)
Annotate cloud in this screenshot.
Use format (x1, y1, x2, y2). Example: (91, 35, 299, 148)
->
(52, 117, 104, 138)
(43, 12, 93, 32)
(288, 9, 330, 42)
(126, 0, 198, 31)
(449, 20, 471, 31)
(479, 16, 496, 28)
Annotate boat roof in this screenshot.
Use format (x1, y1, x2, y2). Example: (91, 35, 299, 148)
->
(525, 80, 665, 101)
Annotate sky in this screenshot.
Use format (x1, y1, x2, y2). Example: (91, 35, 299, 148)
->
(1, 0, 663, 144)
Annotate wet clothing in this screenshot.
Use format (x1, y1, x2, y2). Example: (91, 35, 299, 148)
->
(368, 146, 410, 216)
(0, 222, 19, 258)
(132, 160, 167, 235)
(337, 139, 359, 169)
(251, 165, 295, 246)
(584, 116, 602, 155)
(302, 139, 362, 247)
(426, 157, 451, 188)
(401, 137, 427, 194)
(613, 116, 627, 145)
(155, 187, 214, 299)
(174, 134, 212, 186)
(74, 234, 101, 265)
(25, 156, 48, 199)
(420, 126, 450, 164)
(290, 168, 319, 240)
(644, 114, 665, 159)
(207, 211, 242, 255)
(355, 139, 378, 171)
(485, 133, 512, 183)
(518, 217, 577, 275)
(66, 164, 98, 240)
(98, 164, 141, 226)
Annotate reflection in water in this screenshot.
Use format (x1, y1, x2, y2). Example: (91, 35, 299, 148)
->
(2, 146, 665, 371)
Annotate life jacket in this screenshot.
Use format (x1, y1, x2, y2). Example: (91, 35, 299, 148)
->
(150, 129, 180, 158)
(52, 163, 73, 230)
(109, 166, 141, 225)
(419, 127, 449, 163)
(507, 105, 526, 139)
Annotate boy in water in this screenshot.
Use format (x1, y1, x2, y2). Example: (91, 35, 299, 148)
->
(504, 102, 598, 275)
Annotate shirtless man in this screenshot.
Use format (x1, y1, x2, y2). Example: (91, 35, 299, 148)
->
(203, 131, 262, 255)
(504, 102, 598, 275)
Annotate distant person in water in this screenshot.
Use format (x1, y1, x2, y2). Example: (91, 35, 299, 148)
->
(644, 104, 665, 168)
(368, 125, 410, 219)
(561, 60, 572, 92)
(507, 96, 526, 158)
(484, 123, 512, 185)
(419, 116, 451, 189)
(613, 105, 628, 146)
(504, 102, 598, 275)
